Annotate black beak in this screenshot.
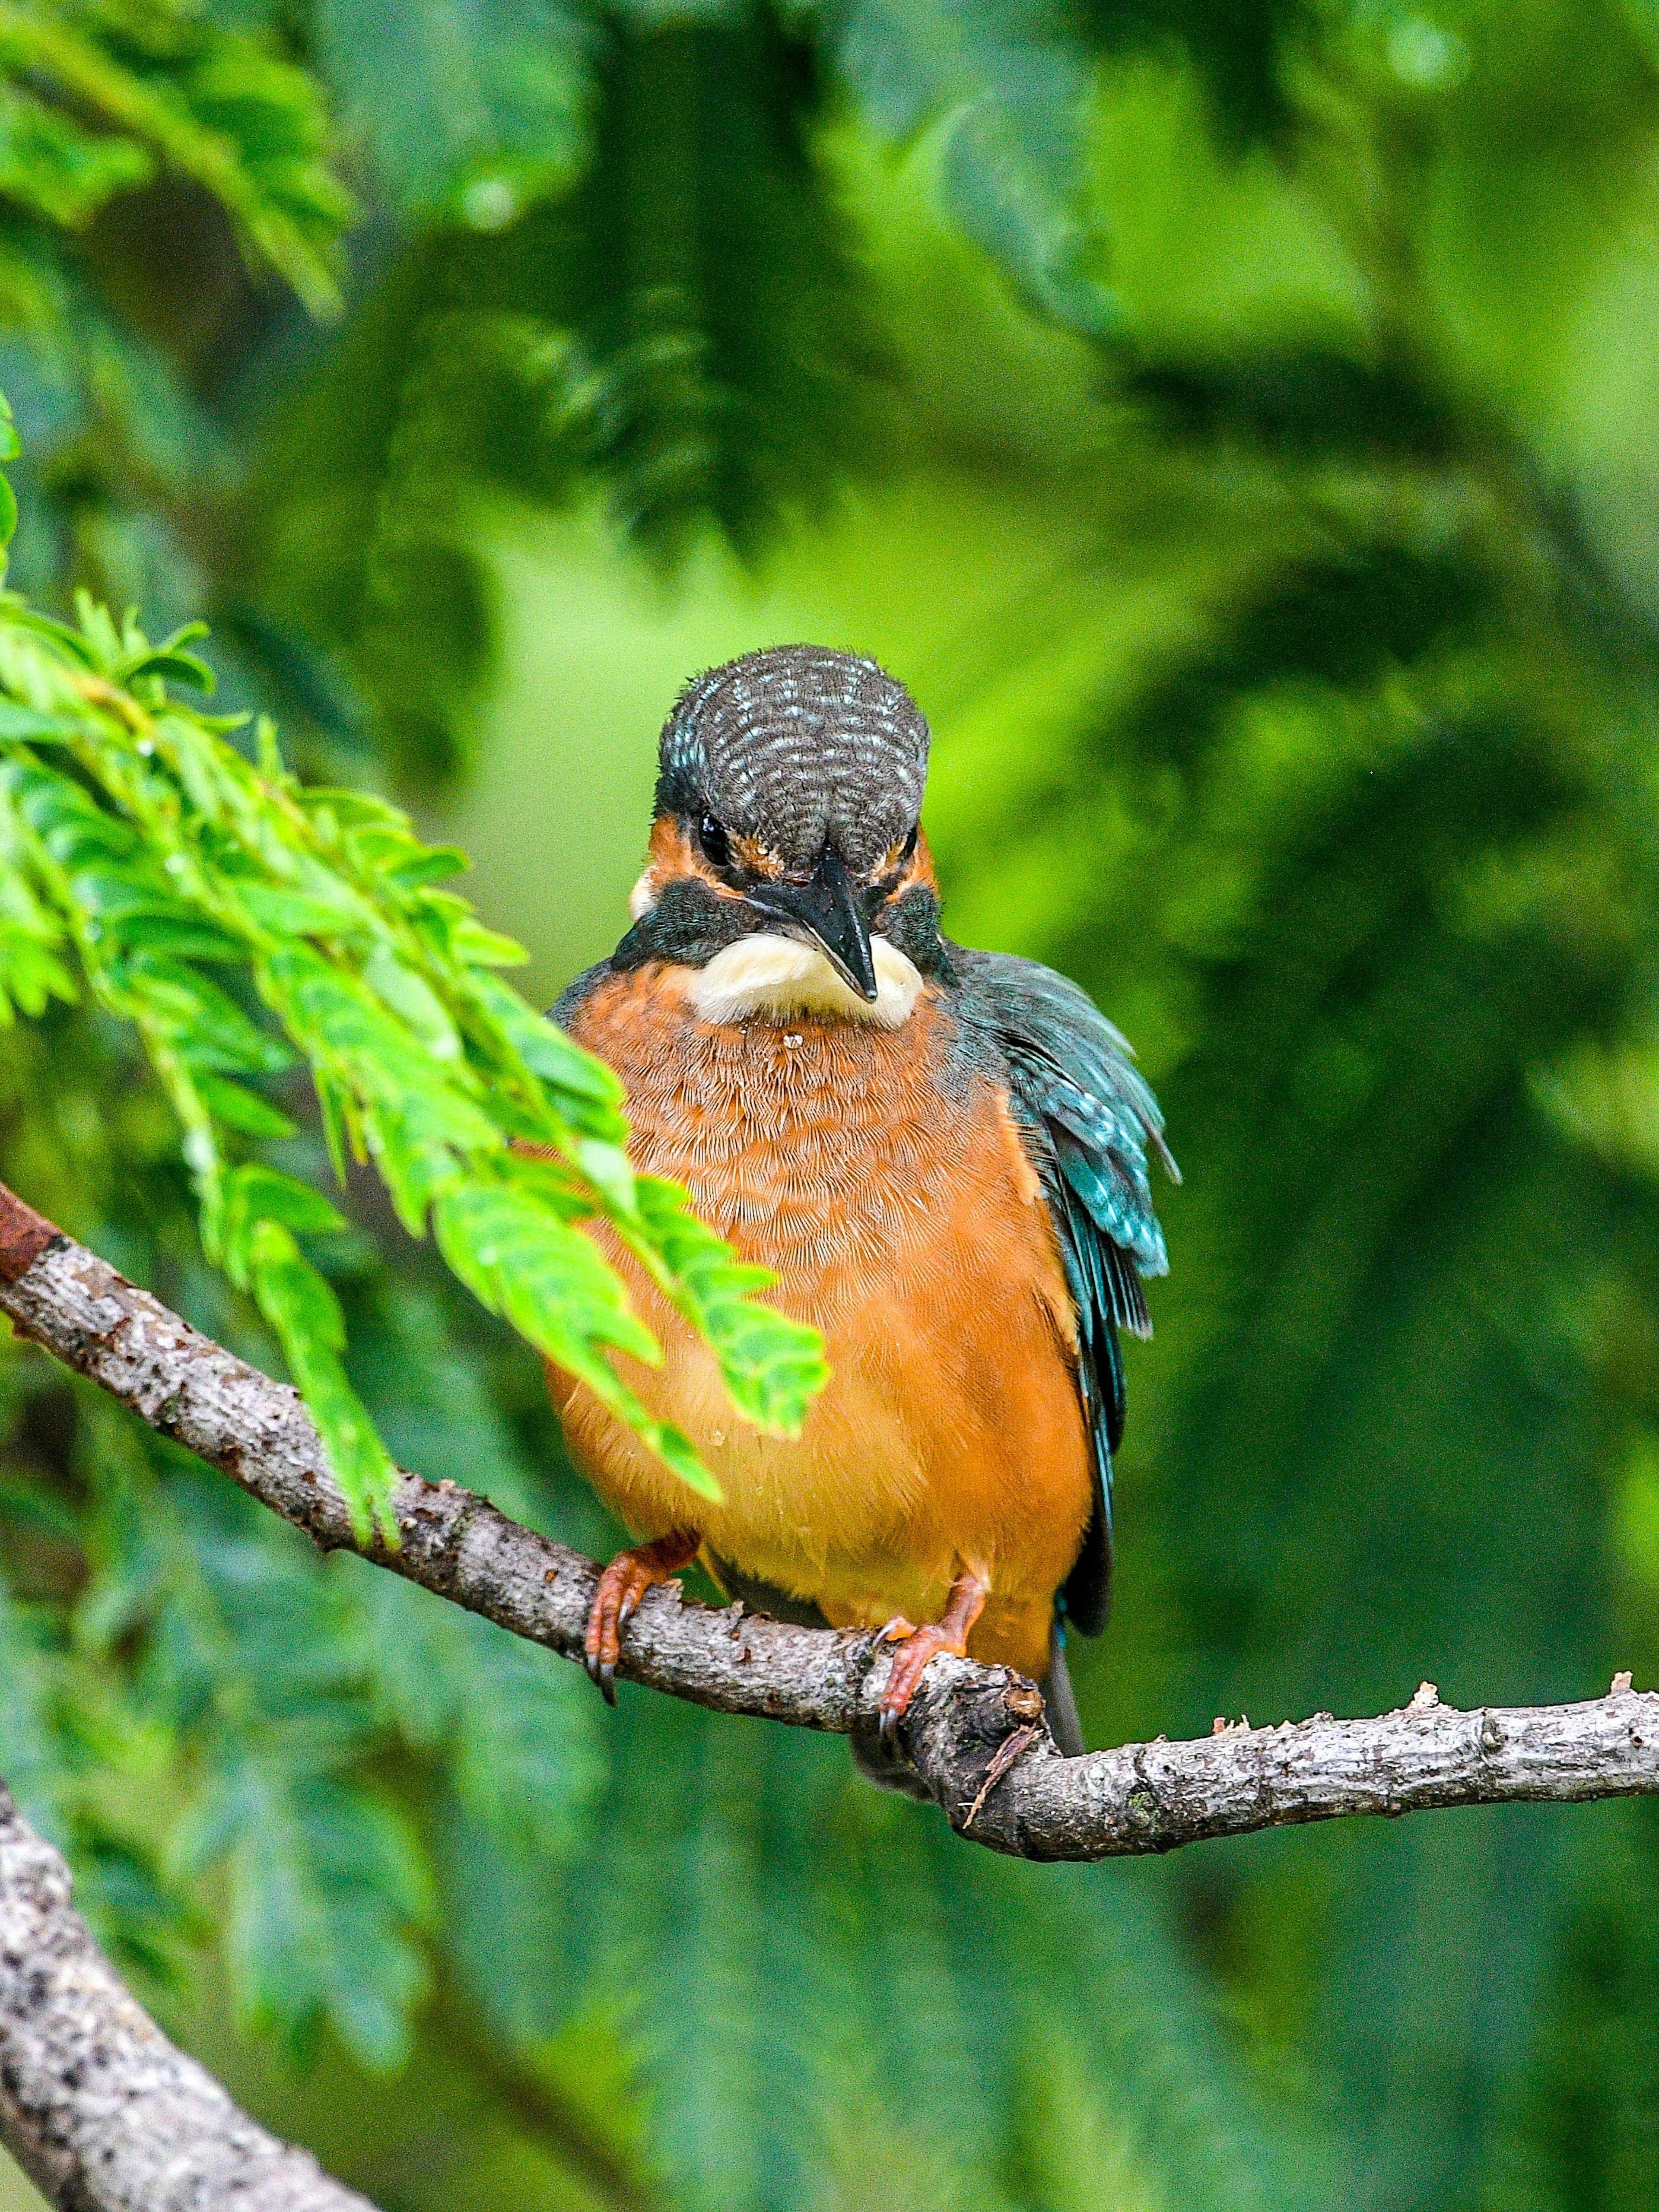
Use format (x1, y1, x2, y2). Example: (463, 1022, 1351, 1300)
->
(748, 846, 879, 1003)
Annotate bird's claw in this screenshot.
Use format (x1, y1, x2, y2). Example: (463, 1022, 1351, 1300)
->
(583, 1531, 699, 1707)
(874, 1621, 963, 1745)
(869, 1618, 916, 1745)
(871, 1614, 916, 1650)
(582, 1600, 620, 1703)
(584, 1564, 641, 1706)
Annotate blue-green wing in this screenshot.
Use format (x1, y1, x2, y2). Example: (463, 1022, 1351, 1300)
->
(952, 949, 1173, 1637)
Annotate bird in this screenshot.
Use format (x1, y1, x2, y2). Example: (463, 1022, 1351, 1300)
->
(547, 645, 1173, 1757)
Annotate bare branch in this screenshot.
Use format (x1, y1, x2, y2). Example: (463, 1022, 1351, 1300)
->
(1, 1181, 1655, 1861)
(0, 1779, 377, 2210)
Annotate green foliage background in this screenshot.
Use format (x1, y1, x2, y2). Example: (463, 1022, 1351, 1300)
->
(1, 1, 1659, 2206)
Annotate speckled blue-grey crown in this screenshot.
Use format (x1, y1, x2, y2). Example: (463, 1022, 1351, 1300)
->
(657, 645, 930, 878)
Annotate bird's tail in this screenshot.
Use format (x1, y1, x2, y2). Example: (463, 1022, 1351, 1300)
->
(1043, 1618, 1087, 1757)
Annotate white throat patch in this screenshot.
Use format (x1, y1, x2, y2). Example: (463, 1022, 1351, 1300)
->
(688, 933, 924, 1028)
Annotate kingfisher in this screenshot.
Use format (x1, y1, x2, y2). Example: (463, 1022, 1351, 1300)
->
(549, 646, 1173, 1756)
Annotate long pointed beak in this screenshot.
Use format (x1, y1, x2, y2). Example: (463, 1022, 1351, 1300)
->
(748, 847, 879, 1003)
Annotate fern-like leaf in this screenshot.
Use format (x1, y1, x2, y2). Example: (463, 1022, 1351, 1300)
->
(0, 411, 827, 1529)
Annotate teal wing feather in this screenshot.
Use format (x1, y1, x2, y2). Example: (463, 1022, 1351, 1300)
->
(952, 948, 1173, 1638)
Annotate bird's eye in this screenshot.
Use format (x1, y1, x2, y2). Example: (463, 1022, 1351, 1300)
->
(698, 813, 731, 868)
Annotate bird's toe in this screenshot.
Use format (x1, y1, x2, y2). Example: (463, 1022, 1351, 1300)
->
(875, 1622, 963, 1740)
(583, 1531, 700, 1705)
(871, 1614, 917, 1650)
(583, 1560, 636, 1703)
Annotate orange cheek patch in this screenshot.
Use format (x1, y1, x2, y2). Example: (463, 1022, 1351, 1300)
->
(868, 830, 940, 909)
(644, 815, 749, 901)
(903, 829, 941, 894)
(646, 816, 696, 874)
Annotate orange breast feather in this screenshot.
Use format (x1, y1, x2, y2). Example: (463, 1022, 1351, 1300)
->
(551, 962, 1093, 1679)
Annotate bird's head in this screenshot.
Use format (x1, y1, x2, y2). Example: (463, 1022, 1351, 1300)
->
(616, 646, 950, 1025)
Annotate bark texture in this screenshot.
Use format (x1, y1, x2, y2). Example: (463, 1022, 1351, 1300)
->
(0, 1182, 1655, 1863)
(0, 1782, 377, 2210)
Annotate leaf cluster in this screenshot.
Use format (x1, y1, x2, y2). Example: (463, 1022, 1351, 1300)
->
(0, 406, 824, 1536)
(0, 0, 349, 307)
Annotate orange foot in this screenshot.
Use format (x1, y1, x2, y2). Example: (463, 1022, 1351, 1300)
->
(873, 1566, 989, 1746)
(585, 1530, 699, 1704)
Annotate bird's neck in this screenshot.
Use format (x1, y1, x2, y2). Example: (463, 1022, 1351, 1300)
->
(686, 933, 923, 1027)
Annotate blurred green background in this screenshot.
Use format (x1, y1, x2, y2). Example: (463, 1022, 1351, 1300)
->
(3, 0, 1659, 2205)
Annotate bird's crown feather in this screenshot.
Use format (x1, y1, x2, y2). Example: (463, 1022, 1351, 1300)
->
(656, 644, 929, 876)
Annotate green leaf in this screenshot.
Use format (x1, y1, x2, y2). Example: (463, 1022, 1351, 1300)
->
(432, 1174, 658, 1369)
(124, 648, 217, 693)
(0, 924, 77, 1022)
(104, 914, 247, 964)
(123, 961, 296, 1076)
(256, 943, 489, 1131)
(0, 855, 77, 1020)
(449, 914, 528, 965)
(362, 940, 464, 1060)
(829, 0, 1117, 335)
(470, 971, 626, 1125)
(246, 1219, 398, 1543)
(575, 1136, 637, 1218)
(383, 843, 471, 888)
(180, 1754, 431, 2072)
(1, 604, 99, 669)
(193, 1073, 297, 1139)
(0, 6, 353, 314)
(358, 1577, 604, 1858)
(235, 879, 373, 938)
(0, 702, 74, 745)
(629, 1177, 830, 1438)
(0, 545, 823, 1514)
(0, 77, 153, 228)
(222, 1162, 349, 1277)
(447, 1619, 605, 1856)
(433, 1172, 724, 1502)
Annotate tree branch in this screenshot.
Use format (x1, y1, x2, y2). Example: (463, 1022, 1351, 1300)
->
(1, 1181, 1655, 1861)
(0, 1779, 378, 2211)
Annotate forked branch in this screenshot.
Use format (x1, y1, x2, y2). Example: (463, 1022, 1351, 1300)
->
(0, 1181, 1654, 1863)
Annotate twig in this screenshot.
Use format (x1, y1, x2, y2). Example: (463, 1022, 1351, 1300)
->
(962, 1725, 1039, 1830)
(0, 1779, 376, 2210)
(0, 1181, 1655, 1861)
